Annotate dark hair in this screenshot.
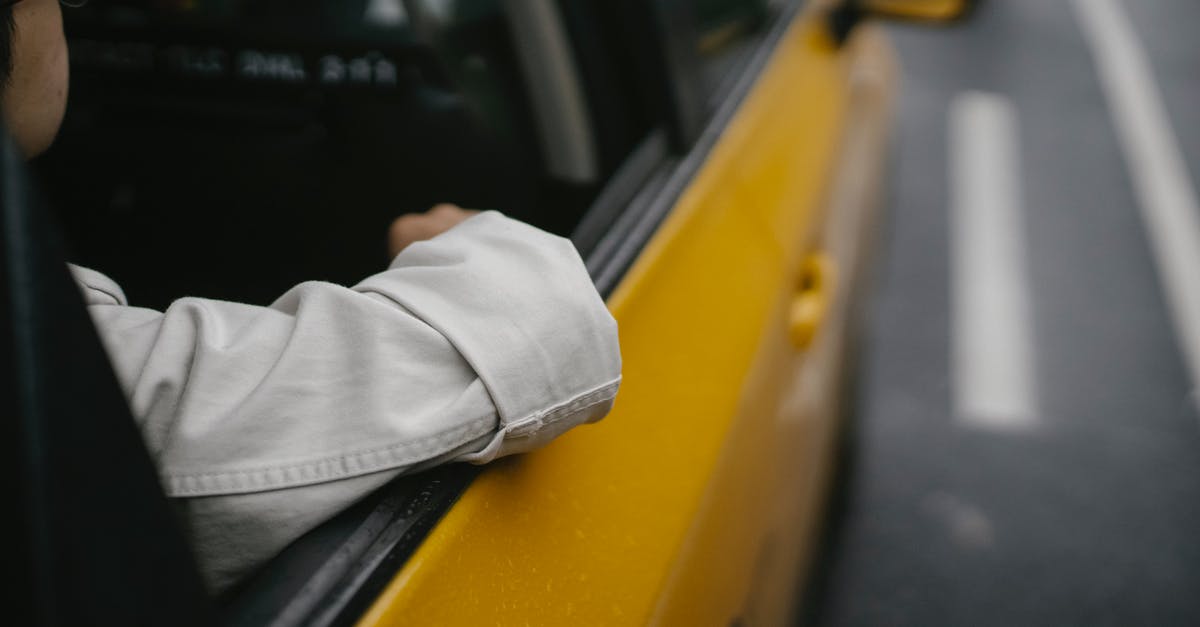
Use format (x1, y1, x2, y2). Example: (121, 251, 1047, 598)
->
(0, 7, 13, 88)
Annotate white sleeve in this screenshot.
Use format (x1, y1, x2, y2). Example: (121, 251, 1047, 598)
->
(71, 211, 621, 591)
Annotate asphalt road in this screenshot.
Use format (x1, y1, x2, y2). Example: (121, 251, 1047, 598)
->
(808, 1, 1200, 625)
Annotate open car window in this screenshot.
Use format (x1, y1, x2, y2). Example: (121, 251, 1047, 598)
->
(43, 0, 627, 308)
(26, 0, 798, 624)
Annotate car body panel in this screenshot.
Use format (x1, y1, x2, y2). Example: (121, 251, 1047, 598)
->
(867, 0, 969, 21)
(650, 24, 896, 626)
(358, 7, 896, 625)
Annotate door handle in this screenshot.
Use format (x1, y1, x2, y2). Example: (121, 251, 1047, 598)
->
(789, 253, 836, 350)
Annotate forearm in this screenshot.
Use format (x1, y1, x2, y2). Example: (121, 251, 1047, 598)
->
(75, 211, 621, 590)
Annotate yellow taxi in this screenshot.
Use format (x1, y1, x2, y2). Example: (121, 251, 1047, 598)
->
(8, 0, 970, 624)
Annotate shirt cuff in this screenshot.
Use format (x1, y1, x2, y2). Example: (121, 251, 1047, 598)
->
(357, 211, 622, 461)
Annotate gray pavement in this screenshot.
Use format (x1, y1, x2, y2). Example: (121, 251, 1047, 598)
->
(808, 1, 1200, 625)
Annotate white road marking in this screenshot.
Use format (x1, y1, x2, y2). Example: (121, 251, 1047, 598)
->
(951, 91, 1039, 431)
(1071, 0, 1200, 410)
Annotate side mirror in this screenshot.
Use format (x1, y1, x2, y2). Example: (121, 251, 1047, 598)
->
(827, 0, 977, 44)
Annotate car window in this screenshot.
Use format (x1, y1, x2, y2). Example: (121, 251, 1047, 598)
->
(33, 5, 673, 614)
(39, 0, 623, 309)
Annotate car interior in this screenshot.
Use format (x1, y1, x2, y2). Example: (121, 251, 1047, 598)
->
(36, 0, 672, 310)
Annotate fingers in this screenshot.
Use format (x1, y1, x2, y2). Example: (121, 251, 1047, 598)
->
(429, 203, 465, 216)
(388, 204, 481, 258)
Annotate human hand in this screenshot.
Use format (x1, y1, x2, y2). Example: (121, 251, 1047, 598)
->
(388, 204, 480, 258)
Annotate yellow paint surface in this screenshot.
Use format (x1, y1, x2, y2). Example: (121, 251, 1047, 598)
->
(866, 0, 969, 21)
(648, 23, 896, 625)
(358, 10, 895, 627)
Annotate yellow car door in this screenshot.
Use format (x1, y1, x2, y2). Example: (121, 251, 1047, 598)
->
(360, 3, 897, 626)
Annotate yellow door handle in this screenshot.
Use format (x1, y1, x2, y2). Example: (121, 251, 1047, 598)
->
(789, 253, 836, 350)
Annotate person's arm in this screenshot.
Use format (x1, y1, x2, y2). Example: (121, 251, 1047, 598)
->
(73, 211, 621, 592)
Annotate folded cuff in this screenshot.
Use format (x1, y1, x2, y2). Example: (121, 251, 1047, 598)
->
(360, 211, 622, 459)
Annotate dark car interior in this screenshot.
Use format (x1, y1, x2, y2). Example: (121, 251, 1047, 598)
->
(37, 0, 667, 310)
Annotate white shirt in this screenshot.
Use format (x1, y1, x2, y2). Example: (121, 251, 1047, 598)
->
(70, 211, 621, 592)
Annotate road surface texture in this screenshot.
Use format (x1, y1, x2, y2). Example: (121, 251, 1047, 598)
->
(807, 1, 1200, 625)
